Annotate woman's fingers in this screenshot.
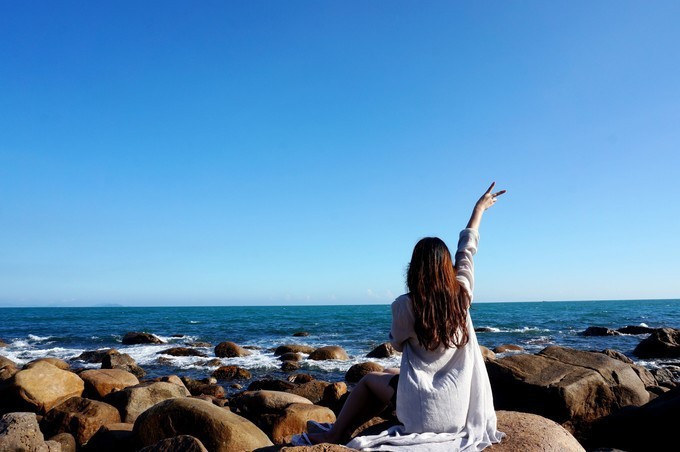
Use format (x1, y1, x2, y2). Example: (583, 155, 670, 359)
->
(493, 190, 506, 197)
(485, 182, 496, 194)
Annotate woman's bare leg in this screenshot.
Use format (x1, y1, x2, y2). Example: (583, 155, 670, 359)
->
(307, 371, 398, 444)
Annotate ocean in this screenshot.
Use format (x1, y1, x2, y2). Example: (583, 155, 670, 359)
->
(1, 299, 679, 392)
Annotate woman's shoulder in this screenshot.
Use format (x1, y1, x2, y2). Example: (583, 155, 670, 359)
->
(391, 294, 414, 317)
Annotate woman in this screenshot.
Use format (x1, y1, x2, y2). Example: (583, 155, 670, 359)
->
(305, 182, 506, 451)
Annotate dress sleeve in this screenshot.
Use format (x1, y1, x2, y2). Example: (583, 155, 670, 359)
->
(455, 228, 479, 299)
(389, 296, 416, 352)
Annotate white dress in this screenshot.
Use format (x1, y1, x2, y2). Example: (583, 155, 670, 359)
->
(347, 228, 504, 451)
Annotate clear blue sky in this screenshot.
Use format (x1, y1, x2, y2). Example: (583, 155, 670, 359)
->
(1, 1, 678, 306)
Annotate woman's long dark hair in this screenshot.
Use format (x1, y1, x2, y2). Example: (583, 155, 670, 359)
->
(407, 237, 470, 350)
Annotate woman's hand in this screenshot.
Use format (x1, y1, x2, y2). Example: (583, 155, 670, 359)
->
(466, 182, 506, 230)
(475, 182, 506, 212)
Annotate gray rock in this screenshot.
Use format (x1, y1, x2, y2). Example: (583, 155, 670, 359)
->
(0, 412, 49, 452)
(104, 381, 190, 423)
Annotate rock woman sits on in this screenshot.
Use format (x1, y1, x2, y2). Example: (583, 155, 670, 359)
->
(300, 182, 507, 451)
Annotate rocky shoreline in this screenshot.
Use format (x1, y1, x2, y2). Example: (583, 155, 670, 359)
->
(1, 326, 679, 451)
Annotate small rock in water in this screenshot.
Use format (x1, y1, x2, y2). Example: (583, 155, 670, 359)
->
(366, 342, 399, 358)
(275, 344, 316, 355)
(309, 346, 349, 361)
(121, 332, 164, 345)
(581, 326, 621, 337)
(212, 365, 252, 381)
(188, 341, 212, 347)
(288, 373, 315, 384)
(617, 325, 656, 335)
(475, 327, 496, 333)
(279, 352, 302, 362)
(633, 328, 680, 358)
(157, 347, 207, 357)
(345, 362, 384, 383)
(171, 334, 185, 338)
(214, 341, 252, 358)
(493, 344, 524, 353)
(102, 352, 146, 378)
(75, 348, 118, 363)
(293, 331, 310, 337)
(281, 361, 300, 372)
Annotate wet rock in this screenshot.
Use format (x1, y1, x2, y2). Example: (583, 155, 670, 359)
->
(617, 325, 656, 335)
(487, 345, 650, 435)
(48, 432, 76, 452)
(84, 423, 136, 452)
(0, 355, 18, 381)
(248, 378, 297, 392)
(633, 327, 680, 358)
(475, 327, 496, 333)
(286, 380, 331, 404)
(280, 352, 302, 362)
(187, 342, 211, 348)
(211, 365, 251, 381)
(309, 346, 349, 361)
(493, 344, 524, 353)
(41, 397, 121, 447)
(487, 410, 585, 451)
(293, 332, 310, 337)
(288, 374, 315, 384)
(3, 361, 84, 413)
(121, 332, 164, 345)
(138, 435, 208, 452)
(80, 369, 139, 399)
(281, 361, 300, 372)
(480, 346, 496, 361)
(270, 404, 336, 444)
(157, 347, 207, 357)
(275, 344, 316, 355)
(345, 362, 384, 383)
(214, 341, 251, 358)
(0, 412, 50, 451)
(133, 397, 273, 451)
(104, 381, 191, 423)
(597, 349, 633, 364)
(101, 353, 145, 378)
(366, 342, 399, 358)
(196, 358, 222, 367)
(75, 349, 118, 364)
(581, 327, 621, 337)
(181, 378, 226, 398)
(25, 358, 70, 371)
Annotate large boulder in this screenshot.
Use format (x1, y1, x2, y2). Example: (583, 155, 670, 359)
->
(157, 347, 207, 357)
(133, 397, 273, 451)
(486, 346, 649, 434)
(366, 343, 399, 358)
(597, 349, 633, 364)
(214, 341, 251, 358)
(0, 355, 18, 381)
(25, 358, 70, 371)
(345, 362, 384, 383)
(180, 377, 225, 399)
(3, 361, 84, 413)
(633, 328, 680, 358)
(85, 422, 136, 452)
(211, 365, 251, 380)
(270, 404, 336, 444)
(275, 345, 316, 356)
(233, 390, 312, 416)
(101, 353, 146, 378)
(0, 412, 50, 451)
(487, 410, 585, 451)
(286, 380, 332, 404)
(248, 378, 297, 392)
(41, 397, 121, 447)
(104, 381, 190, 423)
(139, 435, 208, 452)
(80, 369, 139, 399)
(121, 332, 164, 345)
(309, 346, 349, 361)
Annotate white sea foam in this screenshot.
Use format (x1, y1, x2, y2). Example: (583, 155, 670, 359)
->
(640, 323, 649, 328)
(27, 334, 51, 342)
(189, 321, 200, 324)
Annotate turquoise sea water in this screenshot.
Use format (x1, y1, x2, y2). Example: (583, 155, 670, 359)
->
(1, 299, 678, 390)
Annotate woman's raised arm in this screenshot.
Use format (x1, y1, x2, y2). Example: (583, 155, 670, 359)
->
(466, 182, 506, 231)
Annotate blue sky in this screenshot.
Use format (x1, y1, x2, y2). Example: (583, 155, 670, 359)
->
(1, 1, 679, 306)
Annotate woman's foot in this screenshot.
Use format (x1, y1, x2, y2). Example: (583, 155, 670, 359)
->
(307, 430, 341, 445)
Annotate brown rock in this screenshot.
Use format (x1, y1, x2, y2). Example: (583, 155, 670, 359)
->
(366, 342, 399, 358)
(0, 412, 49, 451)
(581, 327, 621, 337)
(133, 397, 273, 451)
(321, 382, 348, 414)
(281, 445, 357, 452)
(287, 380, 332, 404)
(139, 435, 208, 452)
(197, 358, 222, 367)
(487, 410, 585, 451)
(212, 365, 251, 381)
(633, 327, 680, 358)
(234, 390, 313, 415)
(0, 355, 18, 381)
(288, 374, 315, 384)
(345, 362, 383, 383)
(85, 422, 136, 452)
(74, 349, 118, 364)
(214, 341, 251, 358)
(25, 358, 70, 370)
(617, 325, 656, 335)
(280, 352, 302, 362)
(181, 377, 226, 398)
(157, 347, 207, 357)
(275, 344, 316, 355)
(309, 346, 349, 361)
(598, 349, 633, 364)
(80, 369, 139, 399)
(187, 342, 212, 348)
(101, 353, 145, 378)
(480, 346, 496, 361)
(248, 378, 297, 392)
(281, 361, 301, 372)
(4, 361, 84, 413)
(293, 332, 310, 337)
(41, 397, 121, 446)
(270, 403, 336, 444)
(121, 332, 164, 345)
(486, 346, 650, 434)
(493, 344, 524, 353)
(104, 381, 191, 423)
(48, 432, 76, 452)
